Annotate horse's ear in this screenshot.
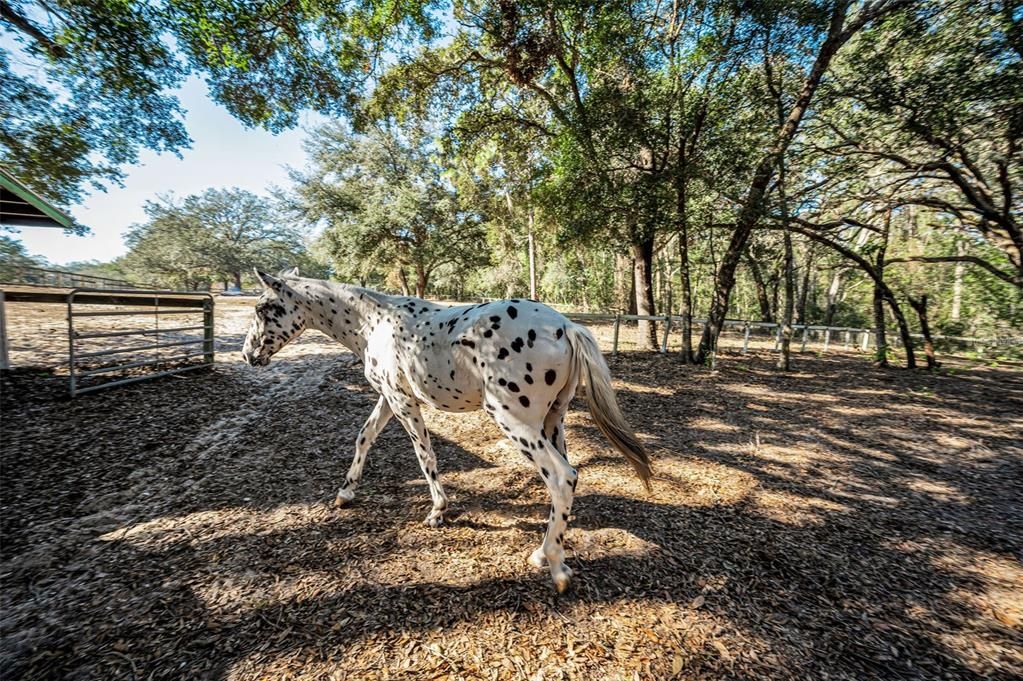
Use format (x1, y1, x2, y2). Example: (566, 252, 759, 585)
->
(254, 269, 279, 289)
(279, 266, 300, 278)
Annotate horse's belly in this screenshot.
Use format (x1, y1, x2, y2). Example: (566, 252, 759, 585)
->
(434, 393, 482, 412)
(406, 373, 483, 413)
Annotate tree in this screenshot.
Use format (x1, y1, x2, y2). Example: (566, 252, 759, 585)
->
(370, 1, 775, 350)
(1, 0, 436, 204)
(820, 0, 1023, 288)
(123, 188, 309, 289)
(0, 234, 45, 280)
(290, 122, 490, 297)
(1, 1, 188, 204)
(7, 0, 1018, 364)
(695, 0, 912, 364)
(63, 259, 132, 282)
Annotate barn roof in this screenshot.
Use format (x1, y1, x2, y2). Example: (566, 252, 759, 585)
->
(0, 166, 75, 230)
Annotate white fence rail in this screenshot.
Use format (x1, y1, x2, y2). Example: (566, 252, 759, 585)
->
(563, 313, 1023, 357)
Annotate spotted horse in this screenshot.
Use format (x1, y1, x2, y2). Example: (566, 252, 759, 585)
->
(242, 268, 652, 592)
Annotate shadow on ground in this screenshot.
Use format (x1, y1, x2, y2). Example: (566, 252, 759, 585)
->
(1, 349, 1020, 679)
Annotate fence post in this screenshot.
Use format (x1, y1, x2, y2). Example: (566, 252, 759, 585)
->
(67, 292, 77, 397)
(742, 322, 751, 354)
(612, 314, 621, 356)
(844, 330, 851, 350)
(0, 291, 8, 371)
(801, 325, 809, 353)
(774, 325, 782, 351)
(203, 297, 216, 365)
(823, 328, 831, 353)
(660, 315, 671, 354)
(861, 330, 870, 352)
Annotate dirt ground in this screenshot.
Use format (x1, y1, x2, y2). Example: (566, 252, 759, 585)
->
(1, 298, 1021, 680)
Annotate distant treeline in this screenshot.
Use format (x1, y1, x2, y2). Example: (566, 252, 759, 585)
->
(2, 0, 1019, 367)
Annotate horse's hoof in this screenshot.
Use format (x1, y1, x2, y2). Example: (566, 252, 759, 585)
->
(552, 564, 573, 593)
(334, 489, 355, 507)
(553, 572, 572, 593)
(528, 548, 547, 568)
(425, 513, 445, 527)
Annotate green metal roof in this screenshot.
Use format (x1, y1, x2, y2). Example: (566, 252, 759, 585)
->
(0, 166, 75, 229)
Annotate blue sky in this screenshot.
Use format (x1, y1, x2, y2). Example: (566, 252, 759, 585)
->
(13, 76, 327, 266)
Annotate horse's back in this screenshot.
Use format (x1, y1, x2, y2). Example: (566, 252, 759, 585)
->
(400, 298, 574, 417)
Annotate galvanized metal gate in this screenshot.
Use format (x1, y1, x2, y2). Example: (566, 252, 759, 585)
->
(66, 288, 214, 396)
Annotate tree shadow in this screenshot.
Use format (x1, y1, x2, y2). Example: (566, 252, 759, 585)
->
(4, 487, 1009, 679)
(2, 350, 1020, 679)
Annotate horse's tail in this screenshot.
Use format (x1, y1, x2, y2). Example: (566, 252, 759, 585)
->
(565, 323, 652, 491)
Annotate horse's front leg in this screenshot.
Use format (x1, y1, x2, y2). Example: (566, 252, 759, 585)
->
(388, 393, 449, 527)
(334, 394, 393, 506)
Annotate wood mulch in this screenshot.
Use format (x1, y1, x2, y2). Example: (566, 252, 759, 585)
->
(1, 305, 1021, 679)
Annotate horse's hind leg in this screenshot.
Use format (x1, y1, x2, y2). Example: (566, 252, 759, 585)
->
(335, 395, 392, 506)
(529, 381, 577, 566)
(542, 376, 575, 462)
(497, 412, 578, 593)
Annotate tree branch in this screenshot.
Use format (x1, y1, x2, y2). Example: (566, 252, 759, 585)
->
(0, 0, 68, 58)
(886, 255, 1021, 287)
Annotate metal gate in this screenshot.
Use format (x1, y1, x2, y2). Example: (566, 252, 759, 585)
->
(67, 288, 214, 396)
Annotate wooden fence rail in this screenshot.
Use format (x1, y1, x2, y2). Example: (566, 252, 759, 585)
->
(0, 265, 154, 290)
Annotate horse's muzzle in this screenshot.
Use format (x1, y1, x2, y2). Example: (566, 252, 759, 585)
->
(241, 348, 269, 367)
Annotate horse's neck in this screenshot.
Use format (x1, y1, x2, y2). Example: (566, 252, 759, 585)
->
(304, 282, 393, 357)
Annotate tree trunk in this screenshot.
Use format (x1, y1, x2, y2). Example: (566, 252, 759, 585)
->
(824, 268, 843, 326)
(233, 271, 242, 291)
(886, 292, 917, 369)
(873, 216, 890, 367)
(770, 269, 780, 321)
(416, 265, 428, 298)
(778, 231, 795, 370)
(626, 254, 637, 315)
(777, 151, 795, 370)
(872, 284, 889, 367)
(796, 245, 815, 325)
(951, 240, 965, 321)
(746, 252, 774, 322)
(527, 211, 537, 299)
(397, 268, 411, 296)
(675, 151, 695, 363)
(908, 294, 937, 369)
(632, 238, 658, 350)
(876, 208, 916, 369)
(658, 252, 674, 320)
(696, 1, 856, 364)
(678, 239, 694, 363)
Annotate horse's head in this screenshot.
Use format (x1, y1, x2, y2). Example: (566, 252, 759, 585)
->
(241, 268, 307, 367)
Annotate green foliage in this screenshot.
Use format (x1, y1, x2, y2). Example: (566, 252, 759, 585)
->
(291, 121, 490, 295)
(62, 259, 131, 281)
(1, 0, 439, 204)
(1, 1, 189, 205)
(122, 188, 311, 289)
(0, 234, 45, 280)
(3, 0, 1019, 350)
(818, 0, 1023, 284)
